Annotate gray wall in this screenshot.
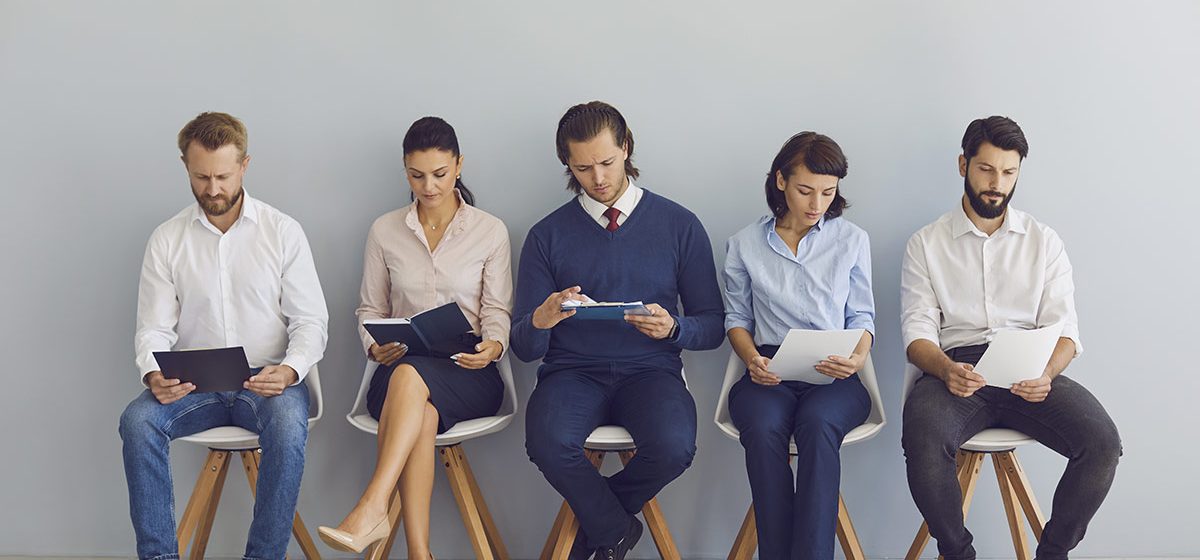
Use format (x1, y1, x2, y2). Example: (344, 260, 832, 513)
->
(2, 1, 1197, 558)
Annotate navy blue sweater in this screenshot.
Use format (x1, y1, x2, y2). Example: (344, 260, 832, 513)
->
(510, 189, 725, 374)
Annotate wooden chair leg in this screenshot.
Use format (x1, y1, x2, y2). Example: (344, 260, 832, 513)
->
(366, 486, 404, 560)
(618, 450, 681, 560)
(243, 449, 322, 560)
(835, 493, 866, 560)
(906, 450, 985, 560)
(190, 450, 232, 560)
(995, 450, 1046, 541)
(452, 445, 510, 560)
(442, 446, 495, 560)
(727, 505, 757, 560)
(540, 450, 605, 560)
(178, 450, 230, 558)
(993, 453, 1032, 560)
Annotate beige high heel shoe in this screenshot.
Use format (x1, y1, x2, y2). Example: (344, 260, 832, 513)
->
(317, 517, 391, 553)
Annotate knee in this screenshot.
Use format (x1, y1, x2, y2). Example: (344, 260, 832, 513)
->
(259, 402, 309, 448)
(386, 364, 428, 397)
(525, 431, 585, 475)
(737, 417, 792, 453)
(901, 424, 958, 465)
(792, 413, 845, 452)
(118, 394, 161, 443)
(636, 434, 697, 475)
(1079, 421, 1123, 468)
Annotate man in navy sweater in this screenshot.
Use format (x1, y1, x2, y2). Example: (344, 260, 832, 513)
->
(512, 101, 725, 560)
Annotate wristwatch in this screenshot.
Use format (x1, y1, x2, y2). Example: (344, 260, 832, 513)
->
(667, 317, 680, 340)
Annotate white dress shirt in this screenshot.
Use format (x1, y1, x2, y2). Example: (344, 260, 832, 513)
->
(134, 193, 329, 385)
(578, 180, 643, 228)
(900, 203, 1082, 357)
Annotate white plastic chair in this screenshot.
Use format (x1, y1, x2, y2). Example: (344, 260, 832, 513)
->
(345, 357, 517, 560)
(539, 371, 692, 560)
(900, 364, 1047, 560)
(174, 365, 324, 560)
(714, 352, 886, 560)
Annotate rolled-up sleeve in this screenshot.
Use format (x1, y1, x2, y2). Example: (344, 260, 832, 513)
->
(1037, 229, 1082, 357)
(900, 232, 942, 351)
(722, 237, 755, 335)
(844, 232, 876, 338)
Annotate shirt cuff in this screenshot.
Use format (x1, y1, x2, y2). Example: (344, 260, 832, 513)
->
(724, 315, 754, 334)
(902, 328, 941, 353)
(281, 355, 313, 385)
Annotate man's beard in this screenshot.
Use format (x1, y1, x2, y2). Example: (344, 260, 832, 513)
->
(195, 185, 244, 217)
(964, 176, 1015, 219)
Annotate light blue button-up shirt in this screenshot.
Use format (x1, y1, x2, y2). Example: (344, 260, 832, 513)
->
(723, 215, 875, 347)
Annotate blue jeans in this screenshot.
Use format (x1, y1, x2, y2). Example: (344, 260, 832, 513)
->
(902, 345, 1121, 560)
(118, 383, 310, 560)
(525, 362, 697, 548)
(728, 345, 871, 560)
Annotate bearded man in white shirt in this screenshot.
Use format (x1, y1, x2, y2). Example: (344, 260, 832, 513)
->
(900, 116, 1120, 560)
(118, 112, 328, 560)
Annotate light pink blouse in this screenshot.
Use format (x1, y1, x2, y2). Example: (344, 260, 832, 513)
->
(356, 197, 513, 356)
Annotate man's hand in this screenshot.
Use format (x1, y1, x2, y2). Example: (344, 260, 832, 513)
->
(532, 286, 586, 329)
(453, 340, 504, 370)
(624, 303, 676, 340)
(1011, 374, 1053, 403)
(146, 371, 195, 405)
(244, 365, 298, 397)
(746, 355, 781, 386)
(941, 362, 986, 398)
(815, 353, 866, 380)
(369, 342, 408, 366)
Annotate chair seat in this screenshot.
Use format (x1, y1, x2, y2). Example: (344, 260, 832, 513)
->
(581, 425, 636, 451)
(178, 418, 320, 451)
(347, 413, 514, 447)
(960, 428, 1036, 452)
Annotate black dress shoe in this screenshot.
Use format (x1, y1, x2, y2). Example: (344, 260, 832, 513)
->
(595, 516, 643, 560)
(567, 532, 591, 560)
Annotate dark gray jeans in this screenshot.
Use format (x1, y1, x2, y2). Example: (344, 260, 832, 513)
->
(901, 344, 1121, 560)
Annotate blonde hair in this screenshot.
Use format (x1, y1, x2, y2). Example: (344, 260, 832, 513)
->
(178, 112, 248, 159)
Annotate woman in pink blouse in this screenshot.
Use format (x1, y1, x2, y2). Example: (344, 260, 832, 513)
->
(318, 117, 513, 557)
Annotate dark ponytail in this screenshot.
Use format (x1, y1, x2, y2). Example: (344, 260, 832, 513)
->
(402, 116, 475, 206)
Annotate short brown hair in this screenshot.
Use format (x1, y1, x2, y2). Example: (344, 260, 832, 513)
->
(178, 112, 248, 159)
(555, 101, 639, 194)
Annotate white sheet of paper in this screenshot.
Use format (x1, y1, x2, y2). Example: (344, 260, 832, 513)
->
(768, 329, 865, 385)
(974, 324, 1065, 388)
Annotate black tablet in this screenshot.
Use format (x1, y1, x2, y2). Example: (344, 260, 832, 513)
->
(153, 347, 253, 393)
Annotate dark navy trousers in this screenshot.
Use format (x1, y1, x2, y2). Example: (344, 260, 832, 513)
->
(525, 362, 697, 548)
(728, 346, 870, 560)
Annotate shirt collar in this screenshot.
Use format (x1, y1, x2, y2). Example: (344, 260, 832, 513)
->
(404, 188, 471, 235)
(763, 213, 826, 237)
(190, 190, 258, 229)
(578, 179, 642, 222)
(952, 200, 1026, 238)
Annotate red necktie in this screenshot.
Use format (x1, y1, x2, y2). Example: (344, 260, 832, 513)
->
(604, 207, 621, 232)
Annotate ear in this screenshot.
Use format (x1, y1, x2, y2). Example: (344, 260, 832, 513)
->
(958, 154, 968, 178)
(240, 154, 251, 174)
(456, 154, 465, 174)
(776, 170, 787, 191)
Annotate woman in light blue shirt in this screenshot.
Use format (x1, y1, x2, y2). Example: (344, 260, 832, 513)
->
(724, 131, 874, 560)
